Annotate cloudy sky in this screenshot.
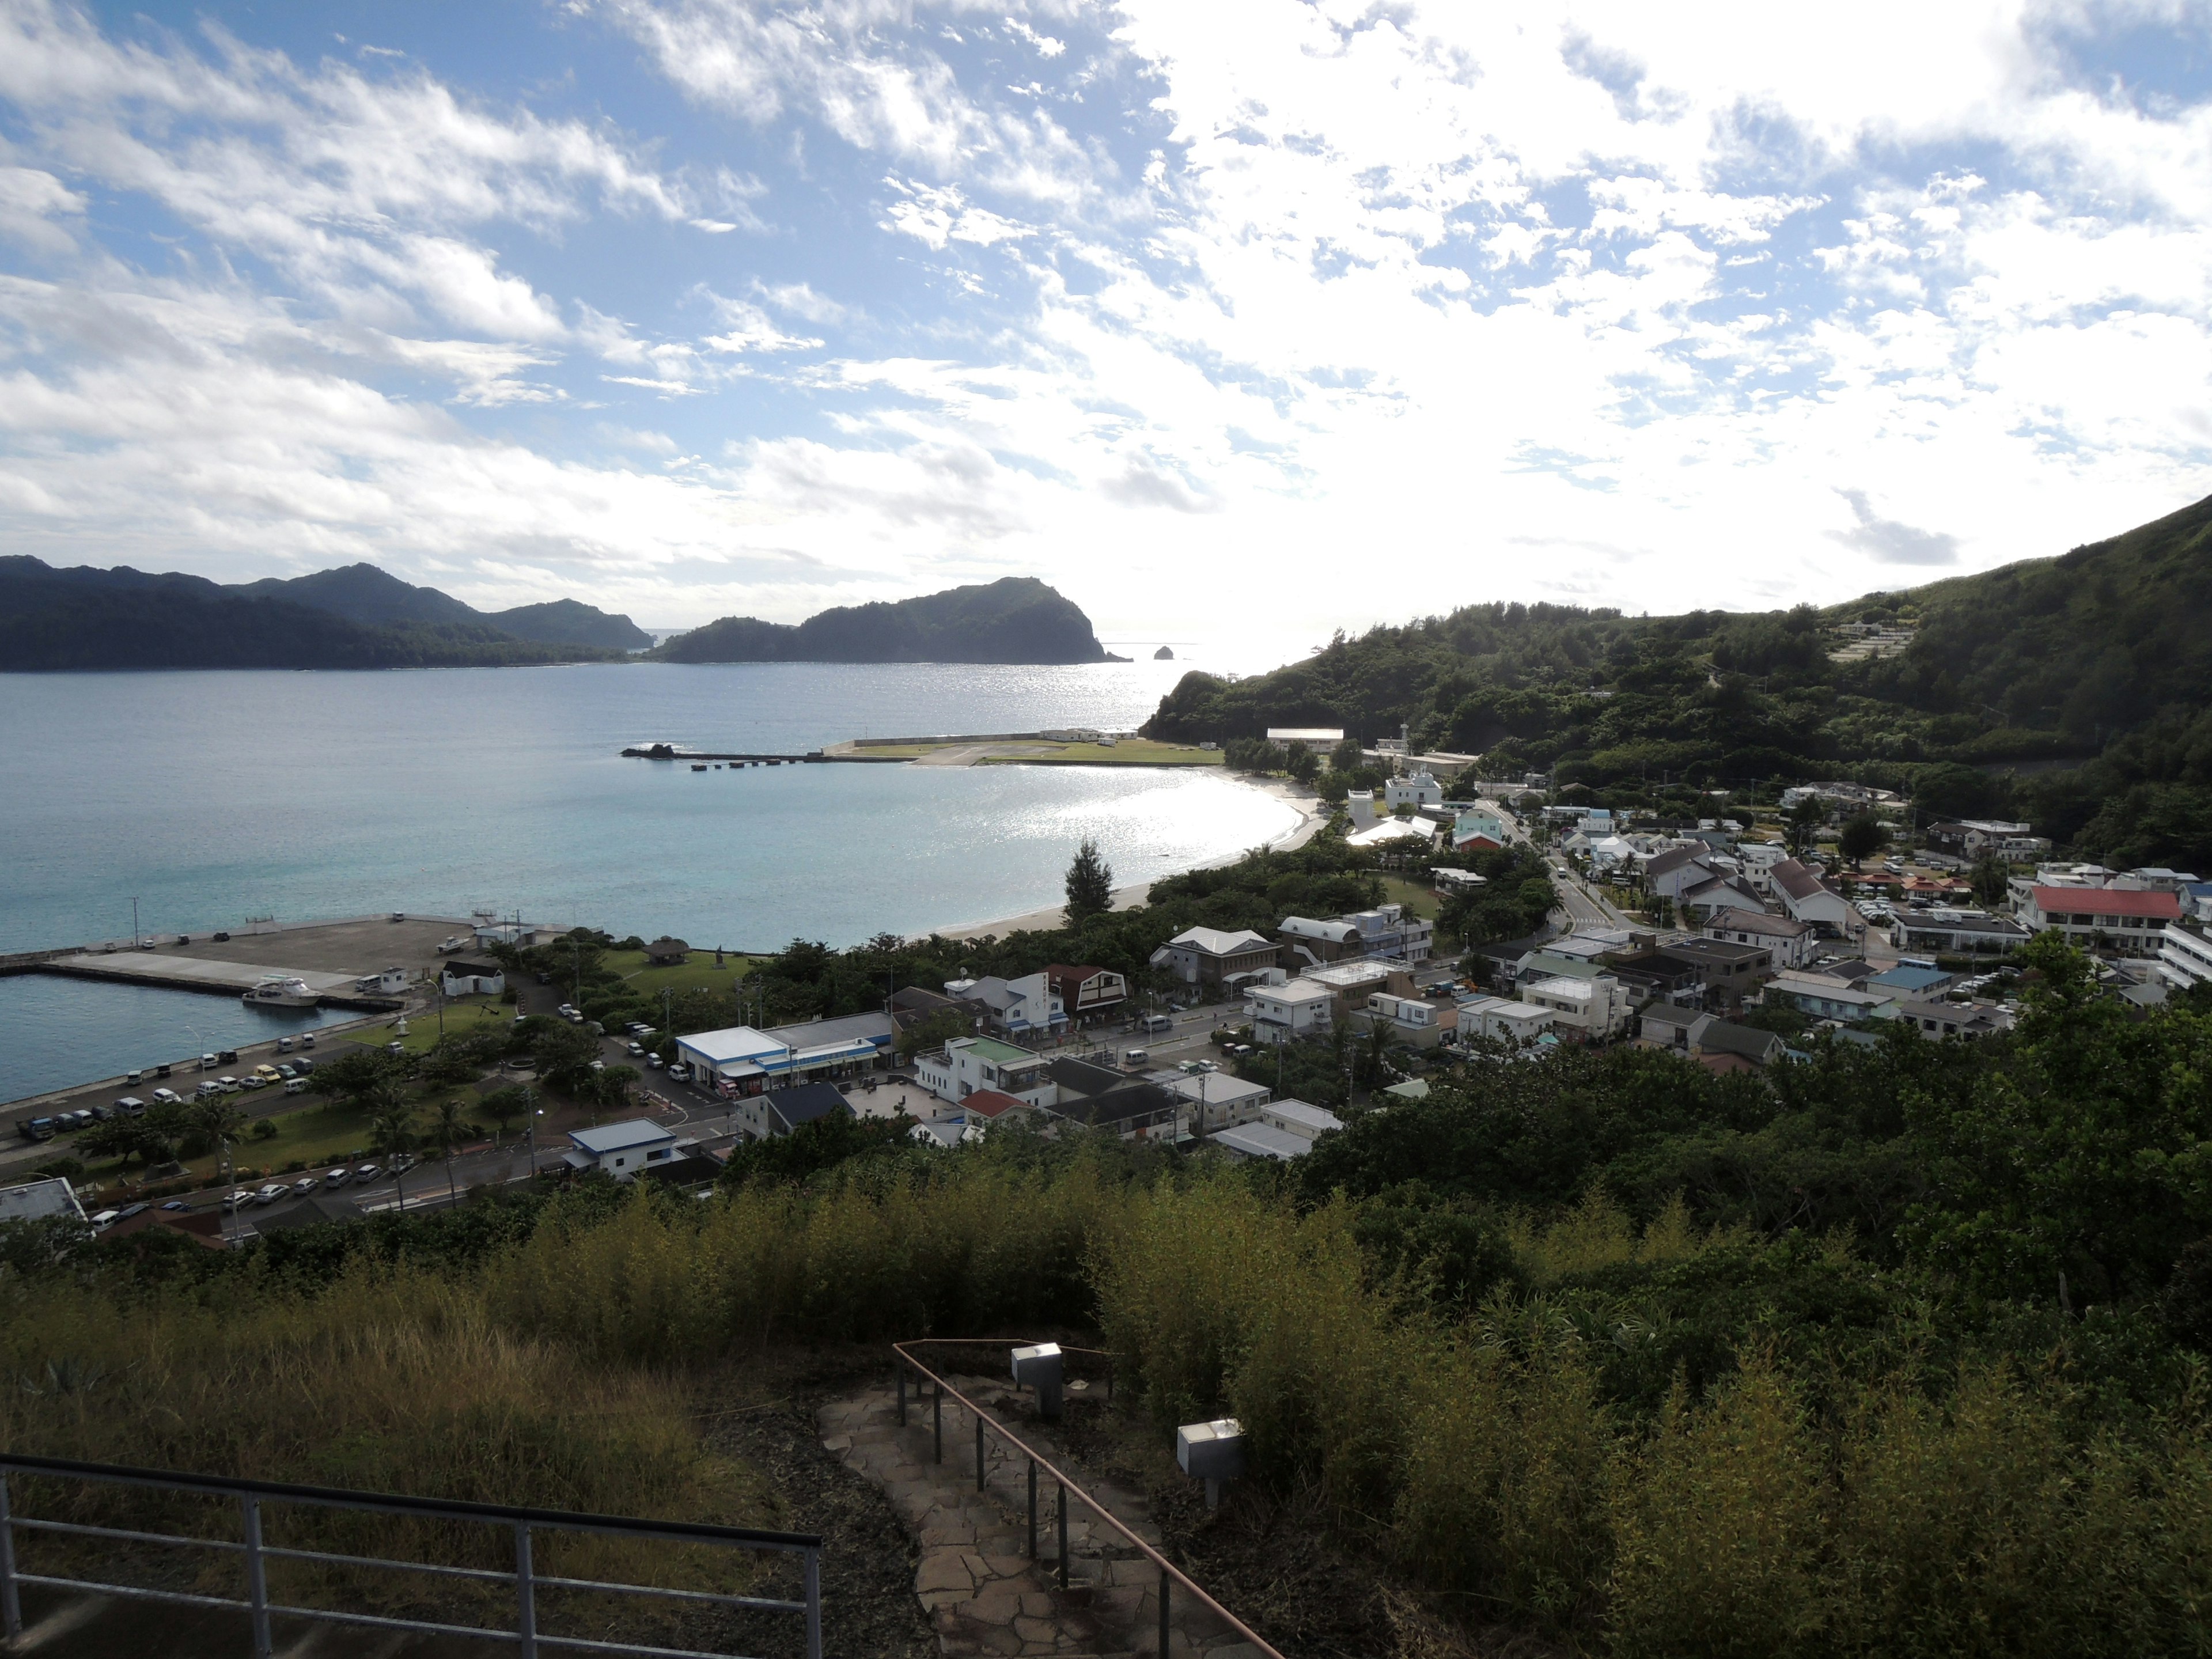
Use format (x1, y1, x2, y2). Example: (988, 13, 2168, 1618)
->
(1, 0, 2209, 664)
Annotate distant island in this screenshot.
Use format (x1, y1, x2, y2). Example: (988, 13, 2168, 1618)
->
(654, 577, 1121, 665)
(0, 558, 648, 671)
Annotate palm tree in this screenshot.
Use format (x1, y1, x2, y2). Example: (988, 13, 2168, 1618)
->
(431, 1097, 468, 1203)
(368, 1092, 418, 1211)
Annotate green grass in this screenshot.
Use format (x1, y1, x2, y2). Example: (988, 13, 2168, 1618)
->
(601, 948, 763, 997)
(981, 739, 1220, 766)
(1380, 874, 1442, 920)
(357, 1001, 512, 1055)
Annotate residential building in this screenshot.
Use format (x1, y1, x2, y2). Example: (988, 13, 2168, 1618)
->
(439, 959, 506, 997)
(1275, 916, 1366, 969)
(1433, 867, 1488, 897)
(1150, 926, 1282, 987)
(2017, 885, 2181, 957)
(1455, 994, 1558, 1044)
(1518, 930, 1639, 982)
(1866, 964, 1956, 999)
(675, 1012, 895, 1092)
(1522, 974, 1634, 1038)
(1641, 844, 1715, 902)
(916, 1037, 1054, 1107)
(1347, 817, 1438, 855)
(733, 1082, 855, 1142)
(1300, 959, 1416, 1021)
(1045, 964, 1128, 1024)
(950, 972, 1064, 1035)
(1344, 904, 1434, 963)
(1676, 873, 1770, 924)
(1890, 909, 2034, 956)
(0, 1176, 84, 1225)
(1045, 1078, 1183, 1139)
(2158, 919, 2212, 993)
(890, 984, 969, 1034)
(1762, 971, 1896, 1023)
(1586, 834, 1639, 872)
(562, 1119, 680, 1179)
(1357, 990, 1448, 1049)
(1734, 840, 1791, 895)
(1655, 937, 1774, 1005)
(1771, 858, 1858, 936)
(1926, 820, 2039, 859)
(1246, 979, 1336, 1044)
(1451, 809, 1506, 852)
(1690, 1020, 1789, 1068)
(1639, 1005, 1705, 1051)
(1261, 1099, 1344, 1141)
(1210, 1123, 1315, 1162)
(1385, 771, 1444, 810)
(1895, 999, 2014, 1040)
(1171, 1070, 1272, 1132)
(1705, 908, 1819, 970)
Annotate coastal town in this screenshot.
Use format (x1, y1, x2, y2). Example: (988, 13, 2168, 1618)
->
(6, 724, 2205, 1247)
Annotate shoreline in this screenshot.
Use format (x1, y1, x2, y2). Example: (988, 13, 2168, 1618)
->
(931, 774, 1328, 941)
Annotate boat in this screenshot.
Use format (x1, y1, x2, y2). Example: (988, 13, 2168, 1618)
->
(241, 974, 319, 1009)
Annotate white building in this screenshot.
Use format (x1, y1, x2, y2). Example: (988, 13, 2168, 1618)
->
(1246, 980, 1335, 1044)
(1704, 908, 1818, 971)
(1521, 974, 1634, 1038)
(953, 972, 1063, 1035)
(1261, 1099, 1344, 1141)
(1359, 990, 1447, 1048)
(0, 1176, 85, 1225)
(1170, 1070, 1272, 1132)
(1384, 771, 1444, 810)
(673, 1013, 894, 1091)
(1210, 1122, 1315, 1162)
(1150, 926, 1281, 987)
(562, 1120, 679, 1180)
(439, 960, 506, 997)
(1771, 859, 1858, 937)
(2017, 885, 2181, 957)
(1455, 995, 1558, 1044)
(914, 1037, 1054, 1107)
(2158, 920, 2212, 993)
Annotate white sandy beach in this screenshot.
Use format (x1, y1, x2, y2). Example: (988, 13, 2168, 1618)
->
(931, 773, 1330, 941)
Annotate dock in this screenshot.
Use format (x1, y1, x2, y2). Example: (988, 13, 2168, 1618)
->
(39, 952, 393, 1009)
(620, 744, 903, 764)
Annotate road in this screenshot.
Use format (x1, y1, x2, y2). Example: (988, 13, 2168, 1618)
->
(1548, 854, 1635, 930)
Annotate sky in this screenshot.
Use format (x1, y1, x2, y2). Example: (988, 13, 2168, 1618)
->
(1, 0, 2210, 667)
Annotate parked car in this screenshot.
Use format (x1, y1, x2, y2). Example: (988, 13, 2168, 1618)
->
(323, 1168, 350, 1188)
(199, 1052, 218, 1070)
(277, 1036, 294, 1052)
(223, 1191, 252, 1212)
(113, 1096, 145, 1115)
(195, 1081, 225, 1100)
(664, 1062, 685, 1081)
(149, 1089, 180, 1108)
(237, 1073, 266, 1090)
(114, 1202, 148, 1222)
(215, 1075, 242, 1093)
(292, 1176, 319, 1196)
(160, 1200, 190, 1213)
(282, 1078, 308, 1096)
(253, 1184, 287, 1205)
(212, 931, 230, 942)
(89, 1209, 120, 1228)
(18, 1117, 56, 1141)
(293, 1057, 316, 1076)
(275, 1063, 298, 1081)
(353, 1164, 380, 1183)
(627, 1041, 645, 1056)
(300, 1034, 316, 1049)
(647, 1055, 665, 1070)
(253, 1065, 282, 1085)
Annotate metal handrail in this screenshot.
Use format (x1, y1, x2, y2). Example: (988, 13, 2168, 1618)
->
(891, 1339, 1285, 1659)
(0, 1452, 822, 1659)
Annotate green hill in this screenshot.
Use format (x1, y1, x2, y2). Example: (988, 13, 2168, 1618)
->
(1144, 494, 2212, 865)
(656, 576, 1115, 664)
(230, 563, 652, 651)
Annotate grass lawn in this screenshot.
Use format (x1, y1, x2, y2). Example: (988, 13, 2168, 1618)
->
(980, 739, 1219, 766)
(1380, 874, 1442, 920)
(603, 948, 764, 997)
(350, 1000, 514, 1055)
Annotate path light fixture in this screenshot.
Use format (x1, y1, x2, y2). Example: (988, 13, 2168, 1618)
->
(1176, 1418, 1246, 1510)
(1011, 1342, 1063, 1419)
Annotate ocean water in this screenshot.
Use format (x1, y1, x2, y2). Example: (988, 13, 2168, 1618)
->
(0, 974, 354, 1102)
(0, 660, 1295, 954)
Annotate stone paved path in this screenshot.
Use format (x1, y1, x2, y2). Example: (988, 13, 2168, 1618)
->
(818, 1374, 1268, 1659)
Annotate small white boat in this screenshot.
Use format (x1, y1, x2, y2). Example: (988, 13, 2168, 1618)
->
(241, 974, 318, 1009)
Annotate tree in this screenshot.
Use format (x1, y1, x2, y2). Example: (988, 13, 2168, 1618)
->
(369, 1100, 418, 1211)
(1284, 740, 1319, 784)
(896, 1007, 972, 1062)
(317, 1047, 408, 1111)
(191, 1095, 245, 1185)
(1969, 853, 2011, 907)
(1065, 838, 1115, 925)
(1838, 813, 1887, 868)
(1331, 737, 1365, 774)
(1785, 796, 1827, 857)
(478, 1085, 529, 1142)
(430, 1097, 469, 1203)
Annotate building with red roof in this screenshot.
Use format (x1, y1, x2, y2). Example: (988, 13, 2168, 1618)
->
(2020, 885, 2180, 957)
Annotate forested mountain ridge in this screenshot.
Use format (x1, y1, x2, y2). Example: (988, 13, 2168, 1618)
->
(1143, 494, 2212, 865)
(655, 576, 1116, 664)
(230, 562, 653, 651)
(0, 558, 626, 671)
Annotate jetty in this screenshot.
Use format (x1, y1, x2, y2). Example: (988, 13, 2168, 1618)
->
(36, 952, 391, 1009)
(619, 743, 903, 764)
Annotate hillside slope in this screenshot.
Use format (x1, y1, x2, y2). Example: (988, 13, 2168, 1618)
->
(1142, 493, 2212, 862)
(0, 559, 619, 671)
(657, 577, 1114, 664)
(231, 563, 651, 651)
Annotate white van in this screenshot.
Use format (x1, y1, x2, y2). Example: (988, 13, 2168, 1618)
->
(282, 1078, 308, 1096)
(1139, 1013, 1173, 1034)
(1123, 1048, 1149, 1067)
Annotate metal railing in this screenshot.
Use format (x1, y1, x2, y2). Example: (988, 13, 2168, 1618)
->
(891, 1339, 1285, 1659)
(0, 1453, 822, 1659)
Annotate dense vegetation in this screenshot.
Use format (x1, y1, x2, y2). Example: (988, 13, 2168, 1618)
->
(9, 936, 2212, 1655)
(653, 576, 1111, 665)
(0, 557, 630, 670)
(1145, 493, 2212, 866)
(228, 562, 653, 649)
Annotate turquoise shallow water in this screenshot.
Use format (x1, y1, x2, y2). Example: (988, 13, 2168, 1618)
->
(0, 661, 1297, 1097)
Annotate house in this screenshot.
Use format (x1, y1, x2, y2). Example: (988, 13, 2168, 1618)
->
(1045, 1078, 1183, 1139)
(1889, 909, 2033, 957)
(1522, 974, 1634, 1039)
(1639, 1006, 1706, 1050)
(1347, 817, 1439, 855)
(1275, 916, 1366, 969)
(1455, 994, 1558, 1044)
(1210, 1123, 1315, 1162)
(102, 1205, 226, 1250)
(1452, 809, 1506, 852)
(0, 1176, 85, 1225)
(2018, 885, 2180, 958)
(1586, 834, 1640, 872)
(1641, 844, 1715, 902)
(439, 959, 507, 997)
(1653, 938, 1774, 1005)
(1385, 771, 1444, 810)
(1770, 859, 1858, 937)
(954, 972, 1065, 1035)
(1517, 931, 1637, 983)
(1895, 999, 2014, 1040)
(1762, 971, 1896, 1023)
(1705, 908, 1818, 970)
(1734, 840, 1791, 894)
(1045, 964, 1127, 1023)
(2158, 919, 2212, 993)
(1246, 979, 1336, 1044)
(675, 1012, 895, 1092)
(1300, 959, 1416, 1020)
(890, 984, 969, 1033)
(249, 1193, 368, 1234)
(1866, 963, 1956, 999)
(1262, 1099, 1344, 1140)
(1689, 1020, 1788, 1067)
(1927, 820, 2037, 859)
(733, 1082, 854, 1142)
(1170, 1070, 1272, 1132)
(643, 937, 691, 965)
(1676, 873, 1769, 925)
(563, 1119, 680, 1179)
(917, 1037, 1054, 1107)
(1357, 990, 1447, 1048)
(1383, 1078, 1431, 1100)
(1151, 926, 1281, 988)
(1433, 866, 1488, 896)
